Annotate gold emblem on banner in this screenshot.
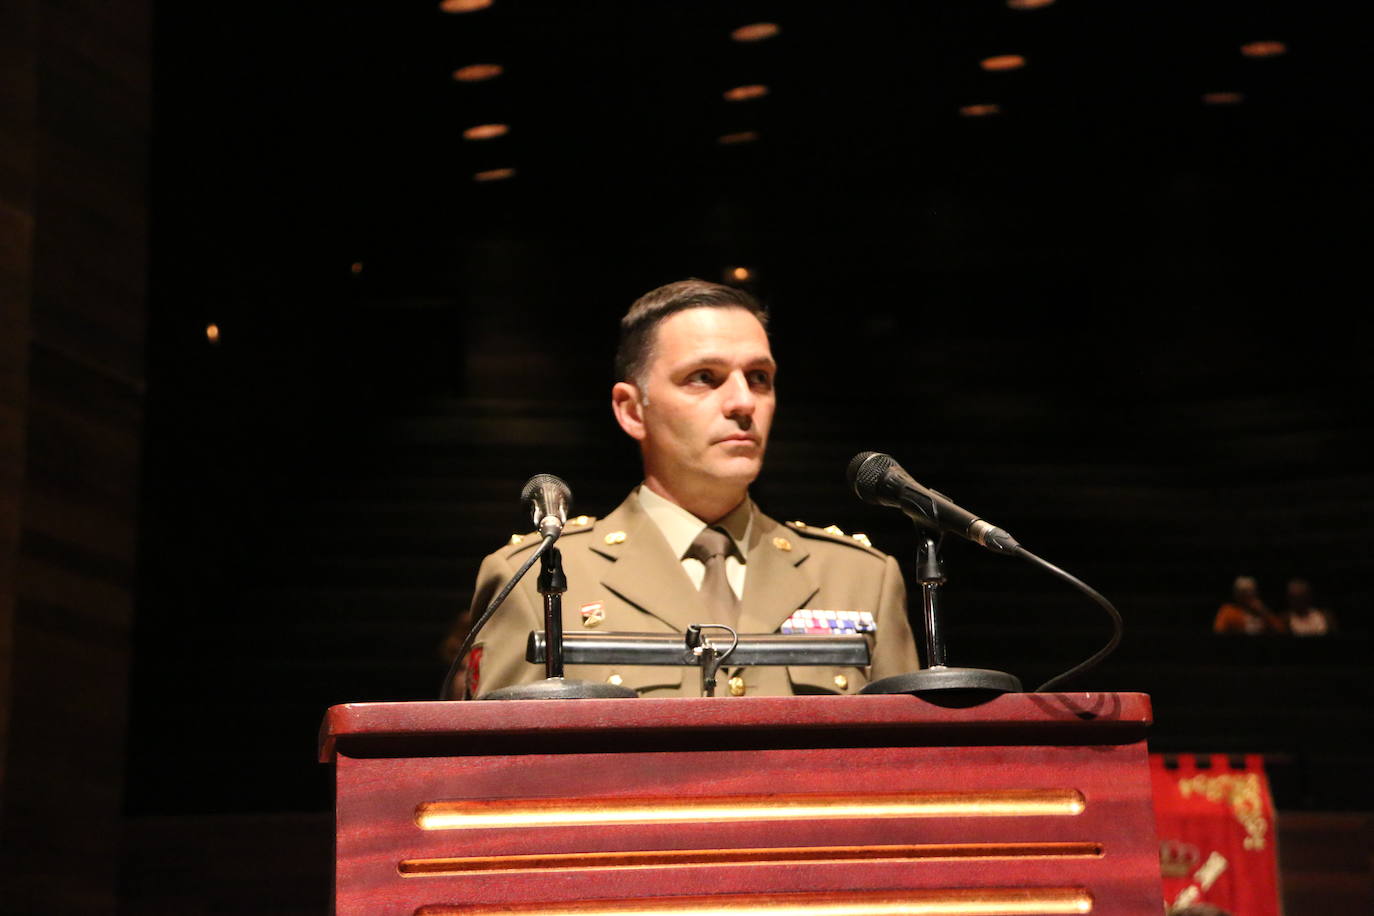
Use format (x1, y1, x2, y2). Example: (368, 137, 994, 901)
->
(1177, 772, 1268, 850)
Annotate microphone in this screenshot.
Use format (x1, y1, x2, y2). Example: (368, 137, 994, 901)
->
(846, 452, 1020, 554)
(521, 474, 572, 540)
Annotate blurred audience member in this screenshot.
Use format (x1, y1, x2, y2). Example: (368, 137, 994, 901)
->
(1283, 578, 1335, 636)
(1213, 576, 1286, 635)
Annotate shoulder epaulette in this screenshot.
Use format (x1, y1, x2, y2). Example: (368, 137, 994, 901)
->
(786, 519, 884, 556)
(502, 515, 598, 555)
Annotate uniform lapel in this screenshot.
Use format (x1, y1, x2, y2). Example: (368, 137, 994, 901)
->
(738, 507, 819, 635)
(594, 491, 712, 633)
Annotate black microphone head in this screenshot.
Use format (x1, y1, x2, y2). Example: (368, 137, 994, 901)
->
(847, 451, 895, 504)
(521, 473, 572, 527)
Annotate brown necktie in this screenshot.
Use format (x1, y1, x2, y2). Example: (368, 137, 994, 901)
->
(686, 526, 739, 626)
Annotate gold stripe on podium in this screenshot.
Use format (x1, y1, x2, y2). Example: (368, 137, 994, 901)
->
(415, 789, 1085, 831)
(399, 842, 1104, 877)
(414, 887, 1094, 916)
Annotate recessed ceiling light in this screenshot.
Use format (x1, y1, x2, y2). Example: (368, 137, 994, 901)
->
(731, 23, 780, 42)
(1007, 0, 1055, 8)
(463, 123, 509, 140)
(205, 323, 221, 343)
(439, 0, 492, 12)
(725, 266, 753, 283)
(724, 84, 769, 102)
(1240, 40, 1287, 58)
(473, 167, 515, 182)
(980, 55, 1026, 72)
(350, 261, 363, 274)
(1202, 92, 1245, 105)
(453, 64, 503, 82)
(959, 103, 1002, 117)
(718, 131, 760, 145)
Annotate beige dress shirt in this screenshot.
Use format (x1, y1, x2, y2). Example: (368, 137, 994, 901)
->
(636, 484, 750, 601)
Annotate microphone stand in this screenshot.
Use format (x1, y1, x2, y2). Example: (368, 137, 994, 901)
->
(540, 547, 567, 680)
(480, 546, 637, 700)
(860, 531, 1022, 702)
(916, 533, 948, 669)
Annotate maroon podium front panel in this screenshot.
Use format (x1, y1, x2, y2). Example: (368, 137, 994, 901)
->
(320, 694, 1161, 916)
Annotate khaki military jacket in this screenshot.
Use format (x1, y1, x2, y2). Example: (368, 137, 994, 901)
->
(457, 490, 919, 698)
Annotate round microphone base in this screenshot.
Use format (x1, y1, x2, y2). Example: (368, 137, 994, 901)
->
(478, 677, 638, 701)
(859, 667, 1022, 706)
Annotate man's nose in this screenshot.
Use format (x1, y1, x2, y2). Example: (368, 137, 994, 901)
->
(722, 372, 756, 417)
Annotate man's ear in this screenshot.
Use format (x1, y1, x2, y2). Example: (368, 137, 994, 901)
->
(611, 381, 647, 441)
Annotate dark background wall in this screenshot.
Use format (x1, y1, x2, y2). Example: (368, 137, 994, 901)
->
(1, 1, 1371, 913)
(1, 0, 150, 911)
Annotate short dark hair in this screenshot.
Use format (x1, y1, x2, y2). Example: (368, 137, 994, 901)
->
(614, 279, 768, 389)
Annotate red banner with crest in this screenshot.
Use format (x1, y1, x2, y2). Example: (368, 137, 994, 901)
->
(1150, 753, 1281, 916)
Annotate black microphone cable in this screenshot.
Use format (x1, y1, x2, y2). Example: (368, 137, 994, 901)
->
(439, 533, 554, 700)
(848, 450, 1124, 692)
(439, 472, 573, 699)
(1011, 545, 1125, 692)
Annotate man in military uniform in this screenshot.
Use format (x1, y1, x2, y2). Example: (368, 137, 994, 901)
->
(453, 279, 919, 698)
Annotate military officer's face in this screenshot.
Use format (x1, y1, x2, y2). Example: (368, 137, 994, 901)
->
(624, 306, 776, 495)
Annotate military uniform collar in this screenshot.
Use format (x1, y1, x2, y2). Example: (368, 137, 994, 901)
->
(590, 492, 710, 631)
(635, 484, 752, 562)
(590, 489, 818, 636)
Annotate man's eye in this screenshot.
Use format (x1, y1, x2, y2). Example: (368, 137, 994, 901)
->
(748, 370, 774, 388)
(687, 369, 715, 385)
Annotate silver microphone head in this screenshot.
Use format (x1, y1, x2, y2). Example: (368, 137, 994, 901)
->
(521, 473, 571, 536)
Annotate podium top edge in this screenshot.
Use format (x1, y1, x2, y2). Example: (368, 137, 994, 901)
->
(318, 693, 1153, 762)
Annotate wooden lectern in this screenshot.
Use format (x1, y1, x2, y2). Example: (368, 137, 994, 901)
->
(319, 694, 1162, 916)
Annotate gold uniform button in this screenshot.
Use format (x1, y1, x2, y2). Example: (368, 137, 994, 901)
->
(728, 676, 747, 697)
(607, 674, 624, 686)
(604, 531, 627, 545)
(580, 601, 606, 627)
(772, 536, 792, 551)
(833, 674, 849, 690)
